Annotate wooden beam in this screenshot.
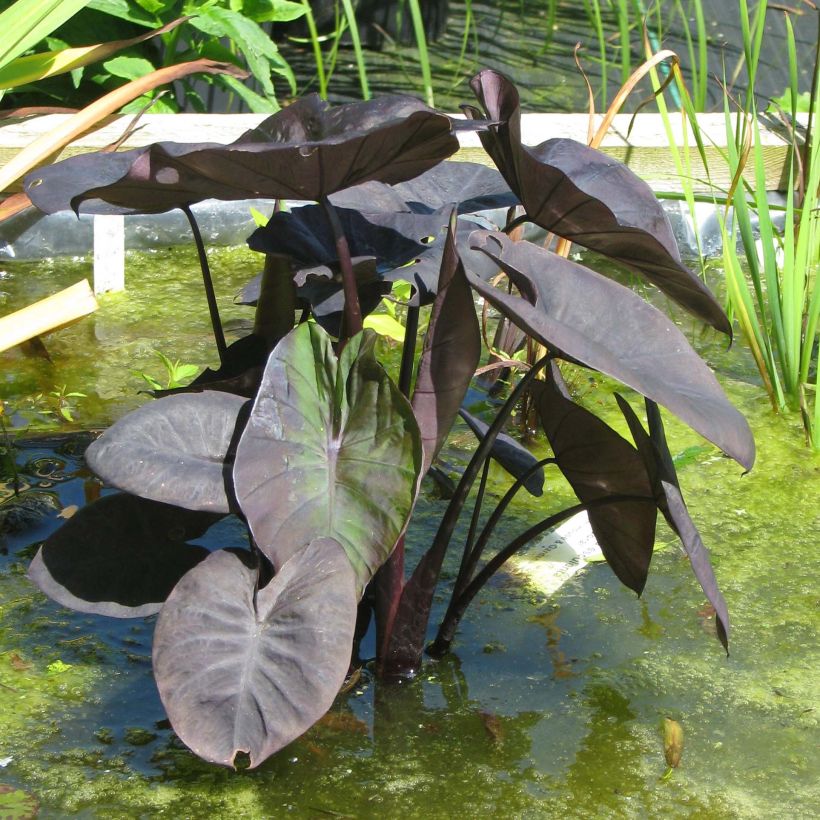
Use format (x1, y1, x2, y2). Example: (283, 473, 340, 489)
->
(0, 280, 98, 354)
(0, 111, 796, 194)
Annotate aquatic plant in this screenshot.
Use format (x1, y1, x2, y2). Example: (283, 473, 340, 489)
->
(3, 0, 307, 114)
(647, 0, 820, 447)
(718, 0, 820, 447)
(23, 69, 754, 768)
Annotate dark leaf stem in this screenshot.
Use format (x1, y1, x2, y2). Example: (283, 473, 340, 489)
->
(429, 354, 552, 570)
(321, 197, 363, 339)
(451, 456, 556, 603)
(397, 305, 420, 396)
(502, 213, 530, 234)
(430, 493, 651, 655)
(452, 458, 491, 602)
(374, 308, 418, 661)
(182, 204, 227, 364)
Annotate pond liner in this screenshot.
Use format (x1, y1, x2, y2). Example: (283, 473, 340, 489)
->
(0, 194, 787, 262)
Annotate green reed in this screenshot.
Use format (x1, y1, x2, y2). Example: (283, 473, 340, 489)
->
(651, 0, 820, 447)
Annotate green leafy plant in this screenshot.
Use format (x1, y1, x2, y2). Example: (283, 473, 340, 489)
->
(645, 1, 820, 447)
(24, 70, 753, 769)
(5, 0, 307, 113)
(0, 0, 92, 104)
(718, 0, 820, 446)
(134, 350, 199, 391)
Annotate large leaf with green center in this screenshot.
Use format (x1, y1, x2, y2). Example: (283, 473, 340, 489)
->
(153, 538, 358, 768)
(233, 323, 422, 591)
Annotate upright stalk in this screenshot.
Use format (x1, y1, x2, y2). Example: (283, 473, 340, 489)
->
(320, 197, 363, 338)
(300, 0, 328, 98)
(182, 204, 227, 365)
(374, 306, 419, 664)
(379, 356, 552, 679)
(253, 253, 297, 352)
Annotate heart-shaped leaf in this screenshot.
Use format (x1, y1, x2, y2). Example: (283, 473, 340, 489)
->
(468, 230, 755, 471)
(28, 493, 223, 617)
(233, 323, 422, 591)
(153, 538, 358, 768)
(467, 69, 731, 335)
(85, 392, 248, 513)
(458, 408, 544, 497)
(532, 364, 656, 593)
(412, 213, 481, 475)
(616, 395, 731, 650)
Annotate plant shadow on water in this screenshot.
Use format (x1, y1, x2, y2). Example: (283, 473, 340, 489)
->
(0, 393, 818, 817)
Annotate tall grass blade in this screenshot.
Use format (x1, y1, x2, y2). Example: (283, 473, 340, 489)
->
(407, 0, 434, 106)
(300, 0, 327, 98)
(339, 0, 370, 99)
(583, 0, 608, 109)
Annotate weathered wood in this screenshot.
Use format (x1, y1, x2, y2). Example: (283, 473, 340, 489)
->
(0, 279, 98, 353)
(0, 111, 795, 194)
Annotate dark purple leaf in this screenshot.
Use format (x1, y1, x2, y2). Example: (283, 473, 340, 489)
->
(28, 494, 223, 617)
(240, 247, 389, 337)
(153, 538, 358, 768)
(329, 180, 410, 212)
(245, 204, 449, 318)
(85, 391, 248, 513)
(391, 161, 518, 214)
(531, 364, 656, 593)
(241, 211, 500, 312)
(411, 212, 482, 476)
(233, 323, 422, 591)
(468, 230, 755, 471)
(390, 215, 502, 306)
(25, 94, 459, 214)
(458, 408, 544, 497)
(248, 204, 446, 270)
(467, 69, 731, 335)
(615, 395, 731, 650)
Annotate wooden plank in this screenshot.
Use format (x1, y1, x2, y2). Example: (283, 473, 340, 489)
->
(0, 111, 795, 194)
(0, 279, 98, 353)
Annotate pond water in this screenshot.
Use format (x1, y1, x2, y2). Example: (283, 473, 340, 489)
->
(0, 248, 818, 818)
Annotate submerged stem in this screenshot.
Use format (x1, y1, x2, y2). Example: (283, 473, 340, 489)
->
(430, 493, 651, 656)
(452, 458, 491, 600)
(375, 308, 419, 666)
(451, 456, 556, 604)
(182, 205, 227, 365)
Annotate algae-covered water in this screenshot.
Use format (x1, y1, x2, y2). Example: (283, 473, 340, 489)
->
(0, 249, 818, 818)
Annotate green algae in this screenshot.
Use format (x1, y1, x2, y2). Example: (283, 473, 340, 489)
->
(0, 250, 818, 817)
